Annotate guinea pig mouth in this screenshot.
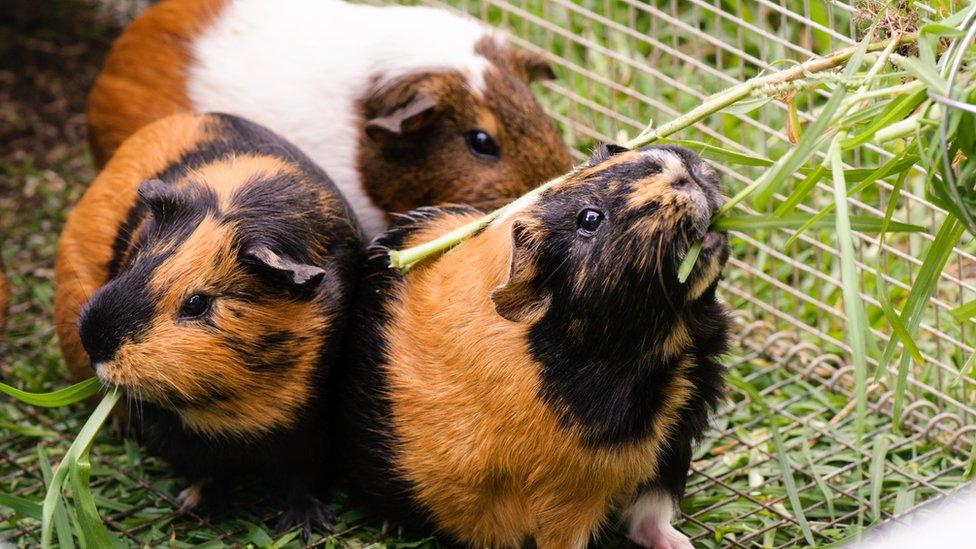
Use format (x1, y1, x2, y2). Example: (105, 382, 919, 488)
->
(691, 230, 731, 272)
(701, 230, 726, 251)
(93, 361, 167, 403)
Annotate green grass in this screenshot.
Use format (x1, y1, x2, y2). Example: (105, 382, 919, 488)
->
(2, 0, 976, 547)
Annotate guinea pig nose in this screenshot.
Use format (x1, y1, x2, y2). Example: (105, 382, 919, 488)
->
(78, 304, 121, 368)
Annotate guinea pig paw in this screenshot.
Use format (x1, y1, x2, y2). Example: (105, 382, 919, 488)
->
(276, 496, 336, 543)
(629, 520, 694, 549)
(177, 483, 206, 514)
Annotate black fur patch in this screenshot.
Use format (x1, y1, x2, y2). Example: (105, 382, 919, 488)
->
(78, 253, 162, 364)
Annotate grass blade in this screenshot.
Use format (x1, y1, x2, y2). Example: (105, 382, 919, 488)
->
(712, 214, 923, 233)
(880, 215, 965, 366)
(885, 216, 965, 427)
(727, 374, 816, 546)
(949, 299, 976, 322)
(800, 443, 835, 521)
(840, 89, 927, 149)
(41, 390, 121, 549)
(829, 141, 869, 439)
(677, 241, 702, 283)
(70, 458, 123, 548)
(869, 436, 891, 522)
(879, 170, 909, 247)
(783, 151, 917, 246)
(876, 288, 925, 369)
(0, 492, 43, 521)
(659, 138, 774, 167)
(749, 24, 880, 211)
(774, 165, 827, 217)
(0, 377, 101, 408)
(38, 446, 73, 549)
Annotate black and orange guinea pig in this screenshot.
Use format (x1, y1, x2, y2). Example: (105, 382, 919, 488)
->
(87, 0, 573, 239)
(54, 112, 363, 535)
(333, 145, 732, 548)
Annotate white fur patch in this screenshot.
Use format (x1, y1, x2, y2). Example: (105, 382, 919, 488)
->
(186, 0, 498, 239)
(627, 490, 693, 549)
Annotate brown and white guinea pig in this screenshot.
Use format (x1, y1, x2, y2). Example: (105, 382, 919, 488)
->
(54, 112, 363, 535)
(333, 145, 732, 548)
(87, 0, 573, 239)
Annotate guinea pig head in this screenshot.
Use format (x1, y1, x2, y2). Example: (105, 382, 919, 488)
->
(77, 177, 338, 437)
(491, 145, 729, 346)
(359, 39, 572, 216)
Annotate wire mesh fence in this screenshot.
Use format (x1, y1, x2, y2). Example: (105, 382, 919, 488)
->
(1, 0, 974, 547)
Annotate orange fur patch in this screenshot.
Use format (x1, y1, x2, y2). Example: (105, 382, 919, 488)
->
(87, 0, 228, 166)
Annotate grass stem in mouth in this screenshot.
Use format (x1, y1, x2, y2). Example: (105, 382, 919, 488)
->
(676, 241, 703, 283)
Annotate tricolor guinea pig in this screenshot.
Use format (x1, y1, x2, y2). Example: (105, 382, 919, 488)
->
(87, 0, 573, 239)
(54, 112, 363, 534)
(333, 145, 732, 548)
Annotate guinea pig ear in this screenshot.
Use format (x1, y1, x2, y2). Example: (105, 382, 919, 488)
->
(491, 221, 551, 324)
(587, 143, 629, 166)
(365, 93, 439, 140)
(509, 48, 557, 82)
(244, 245, 327, 289)
(138, 179, 183, 222)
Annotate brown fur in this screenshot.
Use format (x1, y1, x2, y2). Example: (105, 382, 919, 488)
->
(377, 216, 696, 549)
(56, 113, 210, 383)
(87, 0, 227, 166)
(358, 43, 572, 216)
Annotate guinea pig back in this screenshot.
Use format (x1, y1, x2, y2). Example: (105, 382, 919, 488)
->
(55, 112, 362, 531)
(88, 0, 572, 238)
(334, 145, 732, 548)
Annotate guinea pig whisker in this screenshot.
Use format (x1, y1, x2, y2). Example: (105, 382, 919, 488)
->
(58, 252, 95, 305)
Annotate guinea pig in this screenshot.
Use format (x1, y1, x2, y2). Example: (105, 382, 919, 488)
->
(333, 145, 732, 548)
(87, 0, 573, 239)
(54, 112, 363, 535)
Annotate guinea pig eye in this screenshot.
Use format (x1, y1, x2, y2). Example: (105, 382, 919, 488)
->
(465, 130, 500, 159)
(179, 293, 212, 319)
(576, 208, 605, 235)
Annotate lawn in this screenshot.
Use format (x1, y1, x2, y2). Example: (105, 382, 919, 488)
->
(1, 0, 974, 547)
